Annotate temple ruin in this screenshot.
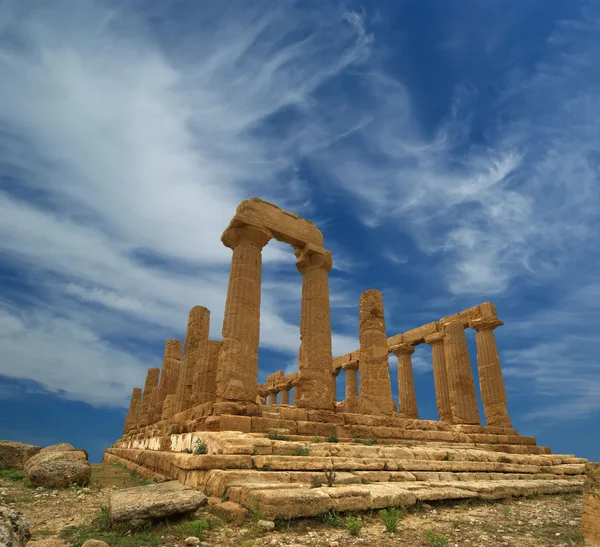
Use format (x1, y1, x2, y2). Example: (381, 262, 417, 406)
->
(105, 198, 586, 521)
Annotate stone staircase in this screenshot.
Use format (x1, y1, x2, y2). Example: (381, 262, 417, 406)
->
(104, 409, 587, 520)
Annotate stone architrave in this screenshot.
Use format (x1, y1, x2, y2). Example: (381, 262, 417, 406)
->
(443, 321, 480, 425)
(195, 340, 221, 405)
(294, 244, 336, 410)
(138, 368, 160, 428)
(342, 360, 359, 399)
(123, 388, 142, 434)
(582, 462, 600, 546)
(155, 340, 182, 420)
(390, 341, 418, 419)
(469, 318, 512, 428)
(424, 331, 453, 423)
(175, 307, 210, 414)
(353, 289, 396, 415)
(216, 222, 272, 405)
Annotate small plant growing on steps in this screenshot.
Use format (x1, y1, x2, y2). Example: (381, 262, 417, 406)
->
(345, 516, 362, 536)
(193, 438, 208, 455)
(424, 529, 449, 547)
(323, 467, 336, 487)
(310, 475, 323, 488)
(267, 431, 288, 441)
(318, 509, 343, 527)
(295, 446, 311, 456)
(380, 506, 403, 533)
(443, 451, 451, 461)
(326, 427, 338, 443)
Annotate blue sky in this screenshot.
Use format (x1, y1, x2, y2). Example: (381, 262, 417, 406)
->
(1, 0, 599, 464)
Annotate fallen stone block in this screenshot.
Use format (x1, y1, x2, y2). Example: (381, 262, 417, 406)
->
(0, 440, 41, 470)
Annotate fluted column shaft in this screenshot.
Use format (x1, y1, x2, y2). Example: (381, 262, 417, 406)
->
(280, 389, 290, 405)
(155, 339, 182, 421)
(425, 331, 453, 423)
(356, 289, 396, 415)
(175, 306, 210, 414)
(124, 387, 142, 434)
(195, 340, 221, 405)
(139, 367, 160, 427)
(294, 245, 335, 410)
(390, 343, 418, 419)
(443, 321, 480, 425)
(216, 223, 271, 404)
(342, 361, 359, 399)
(470, 318, 512, 428)
(268, 390, 278, 405)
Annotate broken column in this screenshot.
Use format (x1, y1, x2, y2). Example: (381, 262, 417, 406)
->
(216, 221, 272, 408)
(155, 340, 182, 420)
(175, 306, 210, 414)
(123, 388, 142, 434)
(195, 340, 221, 405)
(138, 367, 160, 428)
(342, 359, 359, 399)
(424, 330, 453, 423)
(469, 317, 512, 428)
(443, 321, 480, 425)
(352, 289, 396, 415)
(390, 339, 418, 419)
(294, 244, 336, 410)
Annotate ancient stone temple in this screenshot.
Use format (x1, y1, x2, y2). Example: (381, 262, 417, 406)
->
(104, 198, 587, 521)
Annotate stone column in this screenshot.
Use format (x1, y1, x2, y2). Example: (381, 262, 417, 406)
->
(390, 342, 418, 419)
(216, 222, 272, 406)
(175, 306, 210, 414)
(280, 388, 290, 405)
(424, 331, 453, 423)
(267, 389, 278, 405)
(156, 340, 182, 419)
(353, 289, 396, 415)
(161, 394, 176, 420)
(582, 462, 600, 547)
(469, 318, 512, 428)
(342, 360, 359, 399)
(123, 387, 142, 434)
(294, 244, 336, 410)
(139, 367, 160, 428)
(195, 340, 221, 405)
(443, 321, 480, 425)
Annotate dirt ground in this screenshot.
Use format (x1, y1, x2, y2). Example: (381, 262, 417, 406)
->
(0, 463, 585, 547)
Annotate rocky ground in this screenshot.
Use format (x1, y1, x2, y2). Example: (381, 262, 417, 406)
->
(0, 463, 585, 547)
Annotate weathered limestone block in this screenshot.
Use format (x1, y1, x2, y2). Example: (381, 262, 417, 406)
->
(390, 340, 418, 419)
(353, 289, 395, 415)
(425, 330, 453, 423)
(175, 306, 210, 414)
(443, 321, 480, 425)
(342, 360, 359, 399)
(0, 504, 31, 547)
(108, 480, 207, 523)
(294, 244, 336, 410)
(124, 388, 142, 434)
(469, 318, 512, 428)
(582, 462, 600, 546)
(195, 340, 221, 405)
(25, 450, 91, 487)
(217, 222, 272, 405)
(0, 440, 41, 470)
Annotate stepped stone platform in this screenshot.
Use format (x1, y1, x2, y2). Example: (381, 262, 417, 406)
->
(105, 198, 589, 521)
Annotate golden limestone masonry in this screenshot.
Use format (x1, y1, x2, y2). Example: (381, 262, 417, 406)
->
(105, 197, 589, 521)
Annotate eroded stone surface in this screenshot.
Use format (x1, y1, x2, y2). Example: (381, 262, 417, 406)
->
(25, 450, 91, 488)
(0, 440, 41, 470)
(582, 462, 600, 547)
(0, 503, 31, 547)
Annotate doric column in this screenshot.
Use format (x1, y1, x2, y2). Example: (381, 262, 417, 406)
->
(469, 318, 512, 428)
(294, 244, 336, 410)
(267, 389, 278, 405)
(156, 340, 182, 419)
(342, 360, 359, 399)
(195, 340, 221, 405)
(216, 222, 272, 404)
(175, 306, 210, 414)
(124, 388, 142, 434)
(139, 368, 160, 427)
(443, 321, 480, 425)
(424, 331, 453, 423)
(354, 289, 396, 415)
(280, 388, 290, 405)
(161, 394, 176, 420)
(390, 342, 418, 419)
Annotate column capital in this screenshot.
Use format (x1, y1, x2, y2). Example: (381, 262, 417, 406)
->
(389, 343, 415, 356)
(424, 331, 444, 346)
(295, 243, 333, 274)
(469, 318, 504, 332)
(221, 221, 272, 250)
(266, 387, 279, 394)
(342, 359, 359, 372)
